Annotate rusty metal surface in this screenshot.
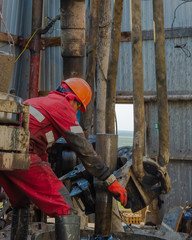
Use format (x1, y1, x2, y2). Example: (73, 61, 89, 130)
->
(0, 93, 23, 125)
(94, 184, 113, 236)
(60, 0, 85, 90)
(0, 126, 29, 152)
(60, 29, 85, 57)
(96, 134, 118, 171)
(0, 93, 30, 170)
(60, 2, 85, 55)
(0, 99, 23, 114)
(95, 134, 118, 235)
(29, 0, 43, 98)
(0, 152, 30, 170)
(62, 57, 84, 79)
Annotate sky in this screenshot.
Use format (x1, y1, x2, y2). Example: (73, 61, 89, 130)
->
(115, 104, 134, 131)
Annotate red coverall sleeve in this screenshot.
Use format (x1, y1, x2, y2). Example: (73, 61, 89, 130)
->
(48, 102, 111, 181)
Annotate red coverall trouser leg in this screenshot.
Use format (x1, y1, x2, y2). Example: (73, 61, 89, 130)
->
(0, 154, 70, 217)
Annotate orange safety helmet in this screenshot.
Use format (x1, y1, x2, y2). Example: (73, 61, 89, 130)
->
(64, 78, 92, 112)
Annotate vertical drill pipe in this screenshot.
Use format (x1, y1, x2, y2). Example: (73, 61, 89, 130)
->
(105, 0, 124, 134)
(11, 208, 29, 240)
(95, 0, 111, 134)
(102, 1, 123, 234)
(153, 0, 169, 168)
(29, 0, 43, 98)
(60, 0, 85, 79)
(95, 134, 118, 236)
(131, 0, 145, 181)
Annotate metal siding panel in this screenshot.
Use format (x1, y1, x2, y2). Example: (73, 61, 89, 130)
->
(14, 0, 32, 99)
(0, 0, 63, 97)
(147, 102, 192, 220)
(164, 0, 192, 28)
(40, 0, 63, 92)
(146, 103, 158, 157)
(160, 160, 192, 221)
(143, 40, 156, 92)
(117, 37, 192, 93)
(121, 0, 154, 31)
(2, 0, 192, 95)
(120, 0, 192, 31)
(121, 0, 131, 32)
(169, 102, 192, 159)
(121, 0, 192, 31)
(141, 0, 153, 31)
(0, 0, 32, 99)
(147, 102, 192, 159)
(117, 0, 192, 92)
(166, 38, 192, 93)
(117, 42, 132, 92)
(40, 46, 63, 91)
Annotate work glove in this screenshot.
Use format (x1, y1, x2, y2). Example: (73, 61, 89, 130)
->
(105, 174, 127, 207)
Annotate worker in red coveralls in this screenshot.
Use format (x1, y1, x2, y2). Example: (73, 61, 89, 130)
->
(0, 78, 127, 240)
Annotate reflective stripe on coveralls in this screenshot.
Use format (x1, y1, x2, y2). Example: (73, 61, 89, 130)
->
(30, 105, 84, 148)
(0, 155, 71, 217)
(29, 105, 45, 122)
(0, 90, 111, 218)
(30, 105, 55, 148)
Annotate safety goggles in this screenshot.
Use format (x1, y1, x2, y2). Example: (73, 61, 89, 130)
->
(76, 100, 83, 110)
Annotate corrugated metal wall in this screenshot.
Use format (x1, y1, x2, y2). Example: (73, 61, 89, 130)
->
(117, 0, 192, 92)
(0, 0, 32, 99)
(40, 0, 63, 92)
(0, 0, 62, 99)
(117, 0, 192, 218)
(0, 0, 192, 218)
(117, 0, 192, 217)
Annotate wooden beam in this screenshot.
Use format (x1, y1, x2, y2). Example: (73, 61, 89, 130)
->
(153, 0, 170, 169)
(151, 156, 192, 161)
(106, 0, 123, 134)
(0, 32, 19, 44)
(116, 92, 192, 103)
(131, 0, 145, 181)
(121, 27, 192, 42)
(1, 27, 192, 48)
(0, 152, 30, 170)
(41, 36, 60, 47)
(0, 32, 61, 48)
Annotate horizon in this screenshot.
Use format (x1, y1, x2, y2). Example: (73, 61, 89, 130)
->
(118, 129, 133, 132)
(115, 104, 134, 131)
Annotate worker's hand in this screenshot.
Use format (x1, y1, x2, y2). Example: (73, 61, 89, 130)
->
(108, 180, 127, 207)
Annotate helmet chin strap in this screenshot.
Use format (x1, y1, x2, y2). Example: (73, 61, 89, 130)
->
(56, 85, 71, 93)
